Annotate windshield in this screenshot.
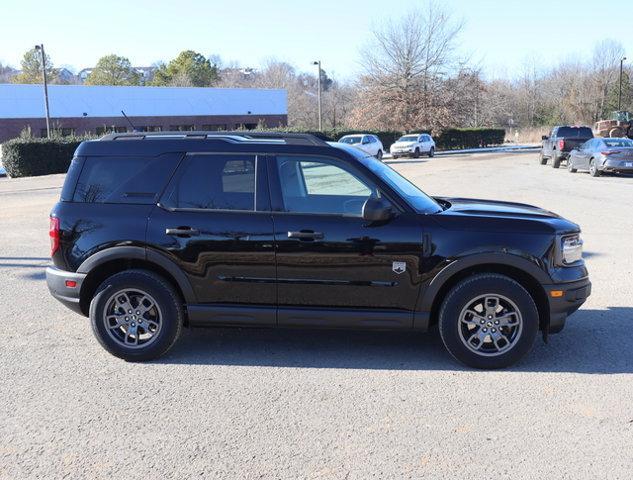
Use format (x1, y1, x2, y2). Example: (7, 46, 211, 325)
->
(603, 138, 633, 147)
(340, 136, 362, 144)
(397, 135, 418, 142)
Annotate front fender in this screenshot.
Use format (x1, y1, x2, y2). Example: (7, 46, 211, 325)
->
(416, 252, 551, 313)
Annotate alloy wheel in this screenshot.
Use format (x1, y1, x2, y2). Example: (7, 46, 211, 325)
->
(457, 294, 523, 357)
(103, 289, 162, 348)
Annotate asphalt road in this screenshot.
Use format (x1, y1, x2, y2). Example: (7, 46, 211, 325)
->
(1, 151, 632, 479)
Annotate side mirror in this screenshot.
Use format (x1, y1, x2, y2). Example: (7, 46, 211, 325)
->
(542, 135, 549, 140)
(362, 197, 393, 222)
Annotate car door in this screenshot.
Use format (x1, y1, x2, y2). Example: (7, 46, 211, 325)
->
(576, 139, 591, 169)
(360, 135, 373, 155)
(146, 152, 276, 325)
(546, 128, 557, 157)
(268, 154, 426, 329)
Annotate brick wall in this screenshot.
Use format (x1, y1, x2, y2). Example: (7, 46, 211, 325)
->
(0, 114, 288, 143)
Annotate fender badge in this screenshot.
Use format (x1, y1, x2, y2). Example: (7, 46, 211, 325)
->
(392, 261, 406, 274)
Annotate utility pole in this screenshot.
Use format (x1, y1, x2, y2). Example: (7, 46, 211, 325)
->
(35, 44, 51, 138)
(618, 57, 627, 111)
(312, 60, 322, 131)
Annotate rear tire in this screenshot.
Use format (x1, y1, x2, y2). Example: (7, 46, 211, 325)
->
(552, 153, 561, 168)
(589, 158, 601, 177)
(438, 274, 539, 369)
(428, 147, 435, 158)
(89, 269, 183, 361)
(376, 150, 383, 160)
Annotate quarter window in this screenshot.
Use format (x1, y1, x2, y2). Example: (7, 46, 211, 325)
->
(275, 156, 376, 216)
(162, 155, 256, 211)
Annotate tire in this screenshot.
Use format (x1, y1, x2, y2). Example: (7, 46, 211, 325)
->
(567, 159, 577, 173)
(89, 269, 184, 361)
(428, 147, 435, 158)
(376, 150, 383, 160)
(552, 152, 561, 168)
(538, 151, 548, 165)
(589, 158, 601, 177)
(609, 127, 624, 138)
(438, 273, 539, 369)
(413, 147, 420, 159)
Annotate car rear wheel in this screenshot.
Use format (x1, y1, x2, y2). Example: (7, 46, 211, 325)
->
(552, 153, 561, 168)
(567, 159, 577, 173)
(428, 147, 435, 158)
(89, 269, 183, 361)
(376, 150, 383, 160)
(589, 159, 601, 177)
(438, 274, 539, 369)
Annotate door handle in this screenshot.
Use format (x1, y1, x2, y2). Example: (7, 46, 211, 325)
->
(287, 230, 324, 240)
(166, 227, 200, 237)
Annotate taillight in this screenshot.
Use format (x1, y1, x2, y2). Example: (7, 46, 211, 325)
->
(601, 151, 620, 156)
(558, 139, 565, 150)
(49, 216, 60, 256)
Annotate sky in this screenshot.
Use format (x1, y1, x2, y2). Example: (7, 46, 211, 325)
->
(0, 0, 631, 81)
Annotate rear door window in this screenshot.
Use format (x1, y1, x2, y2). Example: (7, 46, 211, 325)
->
(73, 153, 181, 204)
(161, 154, 257, 211)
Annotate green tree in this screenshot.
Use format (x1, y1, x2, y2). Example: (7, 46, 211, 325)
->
(11, 48, 57, 84)
(151, 50, 219, 87)
(85, 55, 141, 86)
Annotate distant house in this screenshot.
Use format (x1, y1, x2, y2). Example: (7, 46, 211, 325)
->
(77, 66, 156, 84)
(57, 68, 76, 84)
(0, 84, 288, 142)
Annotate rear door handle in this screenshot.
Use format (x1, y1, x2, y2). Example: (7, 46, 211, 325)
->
(166, 227, 200, 237)
(287, 230, 324, 240)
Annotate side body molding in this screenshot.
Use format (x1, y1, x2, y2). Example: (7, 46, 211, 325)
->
(416, 252, 551, 313)
(77, 246, 197, 303)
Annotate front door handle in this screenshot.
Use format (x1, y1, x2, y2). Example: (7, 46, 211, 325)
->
(287, 230, 324, 240)
(166, 227, 200, 237)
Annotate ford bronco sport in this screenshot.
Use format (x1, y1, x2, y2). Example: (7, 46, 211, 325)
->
(46, 132, 591, 368)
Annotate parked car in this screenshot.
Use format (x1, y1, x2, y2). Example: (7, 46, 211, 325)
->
(338, 134, 384, 159)
(46, 131, 590, 369)
(390, 133, 435, 159)
(539, 126, 594, 168)
(567, 137, 633, 177)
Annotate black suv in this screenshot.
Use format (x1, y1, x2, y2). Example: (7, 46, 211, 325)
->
(46, 132, 591, 368)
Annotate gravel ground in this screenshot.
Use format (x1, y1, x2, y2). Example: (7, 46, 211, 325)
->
(0, 152, 631, 479)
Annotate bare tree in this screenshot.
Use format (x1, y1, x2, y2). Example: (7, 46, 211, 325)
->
(352, 1, 463, 131)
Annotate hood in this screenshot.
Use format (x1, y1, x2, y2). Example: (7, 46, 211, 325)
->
(392, 141, 416, 148)
(435, 197, 579, 233)
(441, 197, 559, 219)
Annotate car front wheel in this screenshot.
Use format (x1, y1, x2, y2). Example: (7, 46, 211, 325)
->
(376, 150, 383, 160)
(438, 274, 539, 369)
(89, 269, 183, 361)
(413, 147, 420, 158)
(428, 147, 435, 157)
(539, 151, 548, 165)
(567, 160, 577, 173)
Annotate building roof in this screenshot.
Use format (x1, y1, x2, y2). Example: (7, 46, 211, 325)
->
(0, 84, 287, 119)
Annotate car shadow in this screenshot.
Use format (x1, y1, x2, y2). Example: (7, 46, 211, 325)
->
(384, 158, 429, 165)
(157, 307, 633, 374)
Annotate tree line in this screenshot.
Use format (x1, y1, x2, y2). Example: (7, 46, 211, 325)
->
(1, 2, 630, 133)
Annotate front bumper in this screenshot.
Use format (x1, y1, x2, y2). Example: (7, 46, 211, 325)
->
(544, 277, 591, 334)
(46, 266, 87, 315)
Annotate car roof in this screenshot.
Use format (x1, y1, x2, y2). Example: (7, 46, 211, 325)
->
(75, 131, 335, 157)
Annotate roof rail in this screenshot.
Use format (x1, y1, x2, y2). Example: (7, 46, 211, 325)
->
(99, 131, 330, 146)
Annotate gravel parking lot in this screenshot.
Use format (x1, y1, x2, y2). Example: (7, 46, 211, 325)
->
(1, 151, 632, 479)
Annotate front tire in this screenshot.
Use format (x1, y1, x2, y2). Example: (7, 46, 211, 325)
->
(438, 274, 539, 369)
(538, 151, 548, 165)
(567, 160, 577, 173)
(89, 269, 183, 361)
(413, 147, 420, 159)
(376, 150, 383, 160)
(428, 147, 435, 158)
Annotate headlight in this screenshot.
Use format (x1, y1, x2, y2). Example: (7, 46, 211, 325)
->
(561, 234, 583, 264)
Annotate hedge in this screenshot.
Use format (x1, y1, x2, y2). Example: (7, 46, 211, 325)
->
(0, 127, 506, 178)
(1, 137, 83, 178)
(252, 126, 503, 151)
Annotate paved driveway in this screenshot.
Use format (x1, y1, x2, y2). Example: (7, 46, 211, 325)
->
(0, 152, 631, 479)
